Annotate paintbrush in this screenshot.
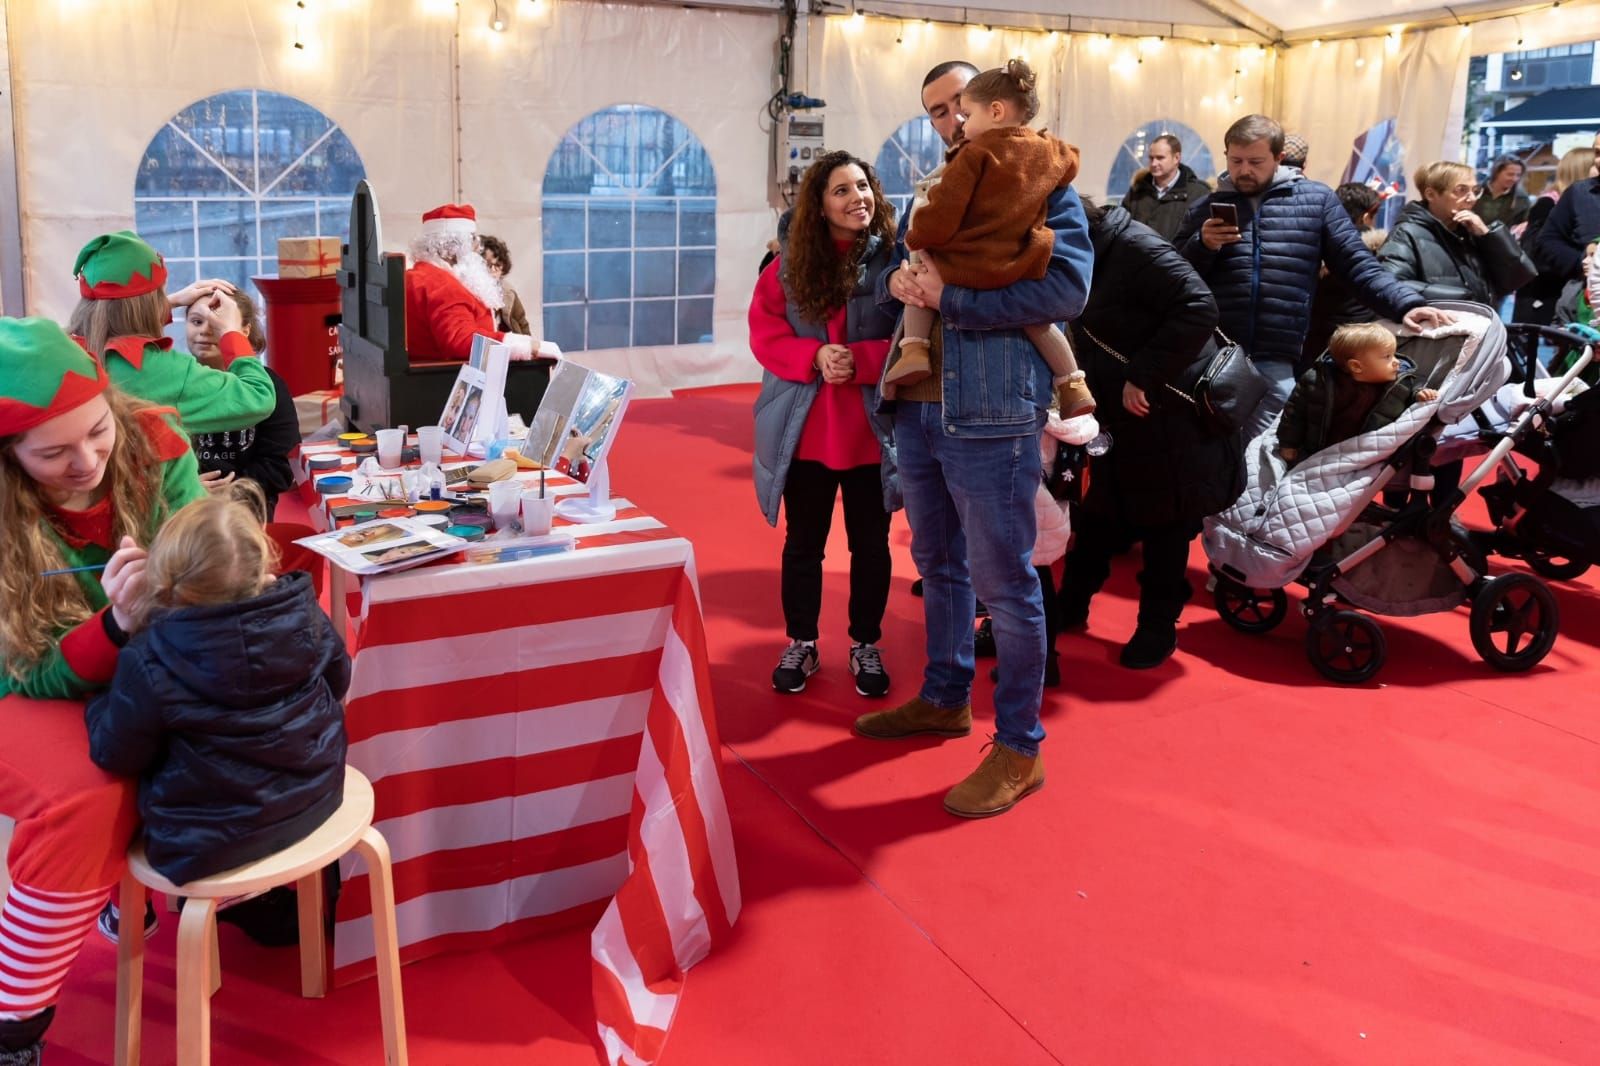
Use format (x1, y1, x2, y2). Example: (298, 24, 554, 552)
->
(40, 562, 108, 577)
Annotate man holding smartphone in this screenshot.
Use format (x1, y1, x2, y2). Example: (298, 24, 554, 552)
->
(1174, 114, 1451, 440)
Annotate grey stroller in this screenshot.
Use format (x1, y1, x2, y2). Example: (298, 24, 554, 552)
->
(1202, 303, 1562, 683)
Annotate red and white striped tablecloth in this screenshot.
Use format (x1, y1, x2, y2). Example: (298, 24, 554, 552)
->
(292, 443, 740, 1064)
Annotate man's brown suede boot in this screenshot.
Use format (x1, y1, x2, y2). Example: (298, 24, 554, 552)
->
(853, 696, 971, 740)
(943, 738, 1044, 818)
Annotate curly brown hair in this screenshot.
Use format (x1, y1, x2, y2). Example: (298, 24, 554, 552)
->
(781, 151, 896, 324)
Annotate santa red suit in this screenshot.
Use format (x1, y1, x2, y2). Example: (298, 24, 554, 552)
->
(405, 258, 502, 362)
(404, 204, 550, 363)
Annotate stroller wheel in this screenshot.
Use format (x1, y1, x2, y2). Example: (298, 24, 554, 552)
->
(1305, 610, 1386, 684)
(1470, 573, 1559, 672)
(1524, 548, 1591, 582)
(1213, 578, 1288, 634)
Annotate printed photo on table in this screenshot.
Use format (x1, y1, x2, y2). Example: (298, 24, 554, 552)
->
(338, 523, 406, 549)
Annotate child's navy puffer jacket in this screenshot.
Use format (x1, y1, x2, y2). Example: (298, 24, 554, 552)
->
(86, 569, 350, 884)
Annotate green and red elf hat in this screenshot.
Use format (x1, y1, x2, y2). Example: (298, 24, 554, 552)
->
(73, 230, 169, 300)
(0, 317, 110, 438)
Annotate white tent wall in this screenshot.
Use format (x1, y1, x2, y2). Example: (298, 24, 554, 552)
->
(1277, 29, 1473, 190)
(11, 1, 1600, 398)
(1277, 4, 1600, 191)
(815, 20, 1274, 204)
(7, 0, 454, 326)
(456, 2, 776, 396)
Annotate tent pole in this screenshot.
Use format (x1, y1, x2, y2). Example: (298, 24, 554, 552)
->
(451, 1, 463, 203)
(0, 0, 25, 315)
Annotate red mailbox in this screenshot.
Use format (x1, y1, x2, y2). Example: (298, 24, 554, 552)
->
(253, 274, 342, 397)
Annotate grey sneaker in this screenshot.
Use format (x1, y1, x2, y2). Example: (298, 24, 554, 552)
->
(772, 640, 820, 693)
(849, 642, 890, 697)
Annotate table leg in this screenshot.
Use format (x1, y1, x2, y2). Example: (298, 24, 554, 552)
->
(329, 566, 348, 644)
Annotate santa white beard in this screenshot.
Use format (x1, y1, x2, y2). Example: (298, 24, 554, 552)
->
(451, 250, 506, 313)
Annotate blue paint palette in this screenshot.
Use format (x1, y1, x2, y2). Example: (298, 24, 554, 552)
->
(315, 475, 354, 495)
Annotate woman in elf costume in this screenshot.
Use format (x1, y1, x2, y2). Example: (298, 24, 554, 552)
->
(0, 318, 205, 1064)
(65, 231, 277, 434)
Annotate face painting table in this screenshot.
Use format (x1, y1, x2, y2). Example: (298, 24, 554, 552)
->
(290, 441, 741, 1064)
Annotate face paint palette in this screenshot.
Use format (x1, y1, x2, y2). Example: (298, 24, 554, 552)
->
(315, 475, 354, 495)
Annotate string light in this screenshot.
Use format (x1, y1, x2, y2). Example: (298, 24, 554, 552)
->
(490, 0, 506, 31)
(1311, 38, 1321, 48)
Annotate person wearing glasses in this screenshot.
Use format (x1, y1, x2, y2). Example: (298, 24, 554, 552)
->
(1376, 161, 1535, 308)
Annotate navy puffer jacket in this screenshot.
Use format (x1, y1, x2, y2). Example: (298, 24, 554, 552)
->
(86, 570, 350, 885)
(1175, 168, 1425, 367)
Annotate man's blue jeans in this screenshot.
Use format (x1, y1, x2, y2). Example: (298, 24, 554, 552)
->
(894, 402, 1045, 757)
(1241, 357, 1300, 444)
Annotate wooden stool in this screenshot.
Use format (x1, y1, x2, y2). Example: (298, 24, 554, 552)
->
(113, 767, 407, 1066)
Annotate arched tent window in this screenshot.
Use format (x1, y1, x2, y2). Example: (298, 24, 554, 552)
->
(134, 90, 365, 297)
(875, 116, 945, 221)
(1341, 119, 1407, 229)
(541, 105, 717, 352)
(1107, 119, 1215, 202)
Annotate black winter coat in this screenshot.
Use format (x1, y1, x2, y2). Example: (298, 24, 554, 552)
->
(85, 571, 350, 885)
(191, 365, 298, 516)
(1515, 196, 1562, 325)
(1175, 169, 1425, 366)
(1377, 201, 1536, 305)
(1122, 164, 1212, 243)
(1277, 358, 1425, 459)
(1069, 207, 1243, 527)
(1533, 177, 1600, 282)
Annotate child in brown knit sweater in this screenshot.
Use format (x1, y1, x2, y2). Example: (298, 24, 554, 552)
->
(886, 57, 1093, 416)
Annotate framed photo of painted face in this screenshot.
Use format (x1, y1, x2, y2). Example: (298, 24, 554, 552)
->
(525, 361, 634, 471)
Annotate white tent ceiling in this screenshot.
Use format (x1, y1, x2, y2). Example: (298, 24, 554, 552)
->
(707, 0, 1577, 40)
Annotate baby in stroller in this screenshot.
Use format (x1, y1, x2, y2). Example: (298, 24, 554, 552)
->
(1203, 303, 1564, 683)
(1277, 323, 1439, 467)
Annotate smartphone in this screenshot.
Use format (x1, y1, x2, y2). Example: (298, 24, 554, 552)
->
(1210, 202, 1239, 228)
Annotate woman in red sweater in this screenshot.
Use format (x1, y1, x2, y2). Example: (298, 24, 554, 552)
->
(750, 152, 900, 698)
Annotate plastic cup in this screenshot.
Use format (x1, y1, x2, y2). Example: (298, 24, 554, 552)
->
(375, 428, 403, 468)
(418, 425, 444, 465)
(521, 491, 553, 537)
(488, 480, 522, 530)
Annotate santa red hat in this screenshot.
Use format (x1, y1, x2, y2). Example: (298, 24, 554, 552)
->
(421, 203, 478, 238)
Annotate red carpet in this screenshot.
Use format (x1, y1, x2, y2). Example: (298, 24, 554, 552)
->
(48, 384, 1600, 1064)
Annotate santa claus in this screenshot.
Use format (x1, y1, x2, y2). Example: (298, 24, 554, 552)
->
(404, 203, 549, 362)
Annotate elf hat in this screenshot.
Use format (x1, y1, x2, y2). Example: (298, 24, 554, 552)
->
(421, 204, 477, 238)
(0, 317, 110, 438)
(73, 230, 169, 300)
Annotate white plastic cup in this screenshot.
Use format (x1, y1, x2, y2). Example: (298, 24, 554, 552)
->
(418, 425, 444, 465)
(521, 491, 553, 537)
(376, 428, 403, 469)
(488, 480, 522, 529)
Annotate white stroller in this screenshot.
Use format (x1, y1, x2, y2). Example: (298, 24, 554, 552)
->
(1202, 302, 1569, 683)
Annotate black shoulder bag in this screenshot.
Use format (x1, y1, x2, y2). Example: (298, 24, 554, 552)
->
(1079, 325, 1268, 438)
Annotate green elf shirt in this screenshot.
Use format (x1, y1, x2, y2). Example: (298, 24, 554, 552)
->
(101, 332, 276, 435)
(0, 409, 206, 701)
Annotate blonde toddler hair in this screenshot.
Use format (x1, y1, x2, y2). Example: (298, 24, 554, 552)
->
(131, 482, 278, 630)
(1328, 322, 1396, 370)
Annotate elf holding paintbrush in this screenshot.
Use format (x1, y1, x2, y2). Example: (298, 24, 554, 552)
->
(0, 318, 206, 1062)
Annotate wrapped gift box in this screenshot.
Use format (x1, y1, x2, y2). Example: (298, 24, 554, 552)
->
(277, 236, 342, 278)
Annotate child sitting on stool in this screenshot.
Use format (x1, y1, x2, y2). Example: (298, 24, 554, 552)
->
(1277, 321, 1439, 467)
(85, 485, 349, 887)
